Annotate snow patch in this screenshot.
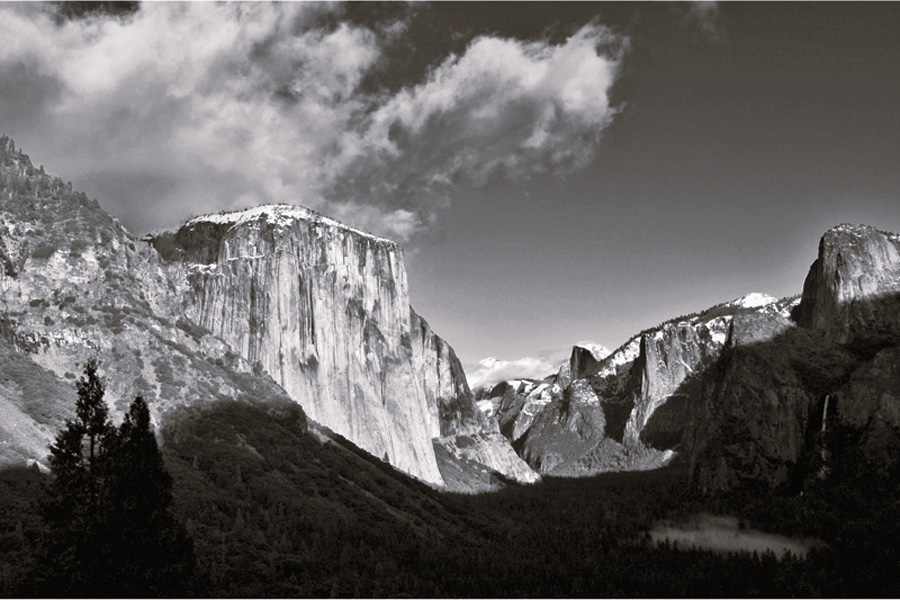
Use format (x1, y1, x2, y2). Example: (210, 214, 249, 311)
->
(476, 399, 495, 417)
(573, 342, 612, 361)
(730, 292, 778, 309)
(595, 336, 641, 378)
(709, 328, 728, 345)
(186, 204, 396, 245)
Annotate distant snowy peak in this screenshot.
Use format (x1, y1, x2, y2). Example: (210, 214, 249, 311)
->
(573, 342, 612, 361)
(479, 357, 502, 369)
(468, 357, 513, 389)
(728, 292, 778, 309)
(467, 347, 575, 390)
(186, 204, 397, 246)
(594, 336, 641, 379)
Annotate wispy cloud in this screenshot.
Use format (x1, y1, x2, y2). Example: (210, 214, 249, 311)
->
(0, 4, 625, 241)
(464, 340, 609, 389)
(686, 2, 721, 40)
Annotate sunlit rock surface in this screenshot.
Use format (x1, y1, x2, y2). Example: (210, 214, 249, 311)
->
(434, 430, 540, 493)
(795, 224, 900, 341)
(0, 138, 299, 469)
(491, 294, 798, 477)
(155, 205, 466, 485)
(410, 308, 484, 438)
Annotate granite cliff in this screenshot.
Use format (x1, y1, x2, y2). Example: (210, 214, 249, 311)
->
(153, 206, 533, 489)
(795, 223, 900, 341)
(686, 224, 900, 491)
(153, 206, 448, 484)
(0, 137, 299, 468)
(0, 137, 530, 490)
(483, 294, 798, 477)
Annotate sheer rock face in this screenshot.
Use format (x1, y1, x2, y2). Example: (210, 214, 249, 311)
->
(0, 139, 299, 470)
(685, 328, 900, 493)
(159, 206, 475, 485)
(795, 224, 900, 341)
(626, 318, 730, 447)
(832, 346, 900, 465)
(410, 308, 484, 438)
(556, 345, 608, 388)
(684, 343, 815, 493)
(491, 296, 798, 477)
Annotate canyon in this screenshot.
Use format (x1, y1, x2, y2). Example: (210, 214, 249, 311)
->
(0, 137, 533, 490)
(1, 134, 899, 496)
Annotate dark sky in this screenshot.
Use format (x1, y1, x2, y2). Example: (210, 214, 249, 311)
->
(2, 2, 898, 381)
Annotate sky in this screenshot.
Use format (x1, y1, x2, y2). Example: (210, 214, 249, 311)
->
(1, 2, 899, 385)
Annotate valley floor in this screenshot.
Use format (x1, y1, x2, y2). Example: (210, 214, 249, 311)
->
(2, 400, 899, 598)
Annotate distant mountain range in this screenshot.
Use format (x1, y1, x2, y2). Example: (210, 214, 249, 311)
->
(2, 134, 899, 496)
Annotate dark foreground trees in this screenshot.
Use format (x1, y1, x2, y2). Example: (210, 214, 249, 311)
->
(35, 359, 196, 597)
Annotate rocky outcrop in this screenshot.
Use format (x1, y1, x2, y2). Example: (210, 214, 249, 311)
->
(556, 344, 609, 388)
(627, 317, 730, 447)
(490, 294, 799, 477)
(0, 139, 492, 488)
(410, 308, 484, 437)
(0, 138, 301, 471)
(795, 224, 900, 341)
(831, 346, 900, 468)
(684, 335, 816, 493)
(434, 431, 540, 493)
(516, 379, 607, 473)
(686, 225, 900, 491)
(154, 206, 465, 485)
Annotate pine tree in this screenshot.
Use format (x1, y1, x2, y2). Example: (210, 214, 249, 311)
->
(102, 396, 197, 597)
(40, 358, 113, 594)
(37, 362, 197, 597)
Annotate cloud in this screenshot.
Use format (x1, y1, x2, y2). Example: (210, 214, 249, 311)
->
(686, 2, 720, 40)
(337, 23, 626, 211)
(465, 339, 612, 389)
(0, 4, 625, 241)
(466, 354, 564, 390)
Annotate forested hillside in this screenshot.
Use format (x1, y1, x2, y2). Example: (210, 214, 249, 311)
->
(2, 386, 898, 597)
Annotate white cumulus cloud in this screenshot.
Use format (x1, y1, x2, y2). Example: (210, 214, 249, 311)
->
(0, 4, 625, 241)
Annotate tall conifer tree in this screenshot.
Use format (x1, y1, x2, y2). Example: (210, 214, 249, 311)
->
(38, 361, 197, 597)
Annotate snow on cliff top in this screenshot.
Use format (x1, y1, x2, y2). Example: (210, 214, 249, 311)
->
(828, 223, 900, 242)
(186, 204, 396, 245)
(829, 223, 876, 235)
(823, 223, 900, 242)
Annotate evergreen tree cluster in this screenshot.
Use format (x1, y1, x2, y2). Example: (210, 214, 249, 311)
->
(34, 359, 195, 597)
(0, 356, 898, 597)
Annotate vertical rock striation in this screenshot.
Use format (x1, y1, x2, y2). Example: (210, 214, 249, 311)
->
(491, 294, 799, 477)
(410, 308, 483, 437)
(795, 224, 900, 341)
(158, 205, 477, 486)
(626, 318, 730, 447)
(0, 138, 301, 471)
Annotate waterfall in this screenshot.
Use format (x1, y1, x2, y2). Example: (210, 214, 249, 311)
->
(819, 395, 831, 479)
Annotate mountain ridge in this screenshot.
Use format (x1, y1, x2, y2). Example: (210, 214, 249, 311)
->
(0, 136, 534, 490)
